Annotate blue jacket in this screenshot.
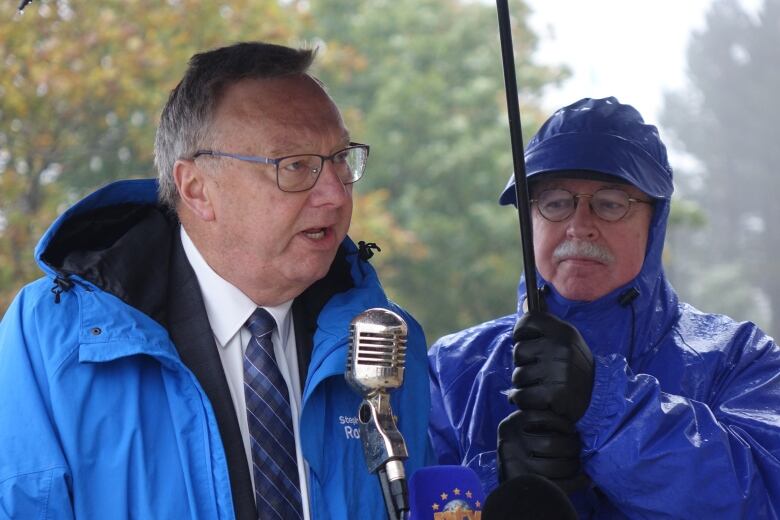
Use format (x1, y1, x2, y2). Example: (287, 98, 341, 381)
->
(429, 175, 780, 517)
(0, 179, 431, 519)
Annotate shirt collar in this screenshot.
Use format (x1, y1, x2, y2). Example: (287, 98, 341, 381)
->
(180, 226, 293, 347)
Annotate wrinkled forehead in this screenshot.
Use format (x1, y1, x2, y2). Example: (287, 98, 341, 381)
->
(217, 75, 341, 122)
(210, 75, 349, 152)
(530, 170, 650, 199)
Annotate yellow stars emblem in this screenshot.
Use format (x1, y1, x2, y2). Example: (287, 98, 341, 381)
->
(430, 487, 482, 519)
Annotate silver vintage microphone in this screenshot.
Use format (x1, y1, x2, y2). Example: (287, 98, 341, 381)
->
(345, 308, 410, 520)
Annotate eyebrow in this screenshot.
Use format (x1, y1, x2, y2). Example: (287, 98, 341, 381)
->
(265, 132, 352, 157)
(535, 182, 635, 193)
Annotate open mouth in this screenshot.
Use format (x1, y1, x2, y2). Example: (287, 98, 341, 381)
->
(303, 227, 326, 240)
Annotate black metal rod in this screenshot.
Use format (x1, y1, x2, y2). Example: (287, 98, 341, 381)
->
(377, 467, 400, 520)
(495, 0, 541, 313)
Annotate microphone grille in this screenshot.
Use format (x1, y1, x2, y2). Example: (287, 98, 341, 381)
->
(347, 308, 407, 392)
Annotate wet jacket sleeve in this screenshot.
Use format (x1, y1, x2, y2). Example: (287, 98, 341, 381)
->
(578, 322, 780, 518)
(0, 291, 75, 520)
(428, 359, 462, 466)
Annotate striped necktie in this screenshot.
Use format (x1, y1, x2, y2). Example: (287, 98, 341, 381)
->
(243, 308, 303, 519)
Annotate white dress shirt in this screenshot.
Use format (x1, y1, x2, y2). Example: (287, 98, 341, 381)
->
(180, 227, 311, 520)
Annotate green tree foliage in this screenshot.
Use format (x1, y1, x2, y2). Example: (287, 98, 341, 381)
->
(0, 0, 304, 309)
(661, 0, 778, 336)
(306, 0, 568, 339)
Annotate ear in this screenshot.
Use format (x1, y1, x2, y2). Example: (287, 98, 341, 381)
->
(173, 159, 216, 221)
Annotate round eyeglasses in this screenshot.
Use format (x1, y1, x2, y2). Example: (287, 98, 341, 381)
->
(193, 143, 369, 193)
(531, 188, 653, 222)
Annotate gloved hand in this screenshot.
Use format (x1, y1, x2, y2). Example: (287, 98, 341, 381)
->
(497, 408, 589, 493)
(507, 311, 595, 422)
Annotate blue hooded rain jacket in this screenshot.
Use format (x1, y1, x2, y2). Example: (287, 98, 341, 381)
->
(428, 98, 780, 518)
(0, 178, 431, 519)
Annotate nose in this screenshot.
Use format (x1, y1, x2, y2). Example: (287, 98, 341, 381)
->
(566, 196, 599, 239)
(308, 160, 351, 207)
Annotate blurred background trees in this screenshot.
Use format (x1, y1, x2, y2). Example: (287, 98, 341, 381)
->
(662, 0, 778, 334)
(1, 0, 777, 341)
(306, 0, 566, 337)
(0, 0, 305, 306)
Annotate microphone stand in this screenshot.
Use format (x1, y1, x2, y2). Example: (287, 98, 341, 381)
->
(495, 0, 542, 313)
(357, 394, 409, 520)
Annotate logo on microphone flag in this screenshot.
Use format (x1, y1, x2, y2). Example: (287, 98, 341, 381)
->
(431, 487, 482, 520)
(409, 466, 484, 520)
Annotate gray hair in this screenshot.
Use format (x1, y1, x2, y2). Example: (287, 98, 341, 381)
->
(154, 41, 316, 211)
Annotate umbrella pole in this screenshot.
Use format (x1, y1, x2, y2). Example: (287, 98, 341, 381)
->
(495, 0, 541, 313)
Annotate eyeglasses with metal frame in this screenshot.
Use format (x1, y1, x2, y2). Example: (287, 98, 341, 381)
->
(531, 187, 653, 222)
(192, 142, 370, 193)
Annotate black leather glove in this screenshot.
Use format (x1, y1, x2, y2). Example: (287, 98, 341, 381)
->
(507, 311, 595, 422)
(497, 408, 589, 493)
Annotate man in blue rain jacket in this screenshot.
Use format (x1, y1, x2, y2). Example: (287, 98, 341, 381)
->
(429, 97, 780, 518)
(0, 42, 430, 519)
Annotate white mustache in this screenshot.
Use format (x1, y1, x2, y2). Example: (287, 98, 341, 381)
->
(553, 240, 614, 264)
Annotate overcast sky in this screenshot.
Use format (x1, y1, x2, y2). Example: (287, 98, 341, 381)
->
(521, 0, 766, 167)
(523, 0, 758, 125)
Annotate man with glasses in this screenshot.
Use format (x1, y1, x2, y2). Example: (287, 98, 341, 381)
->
(0, 42, 431, 519)
(428, 97, 780, 517)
